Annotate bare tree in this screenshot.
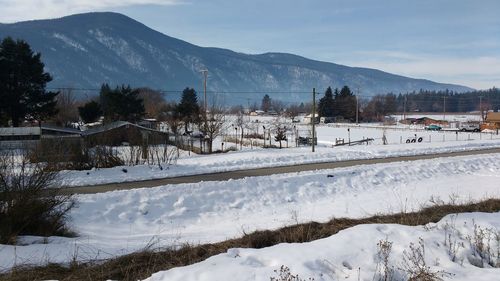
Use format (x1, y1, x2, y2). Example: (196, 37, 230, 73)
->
(165, 103, 183, 135)
(228, 105, 244, 115)
(249, 102, 259, 112)
(285, 104, 301, 122)
(200, 98, 227, 153)
(271, 99, 285, 114)
(273, 117, 289, 149)
(235, 110, 246, 148)
(137, 88, 168, 120)
(53, 89, 80, 127)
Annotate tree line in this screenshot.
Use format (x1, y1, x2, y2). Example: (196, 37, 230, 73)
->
(258, 86, 358, 122)
(362, 88, 500, 121)
(394, 88, 500, 113)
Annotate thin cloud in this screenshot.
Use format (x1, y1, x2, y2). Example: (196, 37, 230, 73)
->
(0, 0, 185, 23)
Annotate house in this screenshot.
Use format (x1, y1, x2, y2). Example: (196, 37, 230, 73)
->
(303, 113, 319, 124)
(250, 110, 265, 116)
(137, 118, 159, 129)
(486, 112, 500, 123)
(82, 121, 169, 147)
(481, 112, 500, 131)
(400, 117, 448, 126)
(1, 121, 170, 151)
(0, 127, 41, 149)
(41, 125, 82, 137)
(383, 116, 397, 125)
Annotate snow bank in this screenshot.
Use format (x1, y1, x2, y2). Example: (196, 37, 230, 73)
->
(1, 154, 499, 270)
(58, 138, 500, 187)
(146, 212, 500, 281)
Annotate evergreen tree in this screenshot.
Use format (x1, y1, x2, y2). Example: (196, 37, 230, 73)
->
(339, 86, 353, 98)
(177, 87, 200, 132)
(335, 86, 357, 120)
(261, 94, 272, 112)
(384, 93, 397, 114)
(78, 101, 102, 124)
(318, 87, 335, 117)
(0, 37, 58, 126)
(274, 125, 287, 149)
(99, 84, 145, 122)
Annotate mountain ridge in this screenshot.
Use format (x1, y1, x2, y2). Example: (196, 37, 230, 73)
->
(0, 12, 474, 104)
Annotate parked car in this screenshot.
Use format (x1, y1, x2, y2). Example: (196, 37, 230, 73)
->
(424, 124, 442, 131)
(459, 123, 480, 132)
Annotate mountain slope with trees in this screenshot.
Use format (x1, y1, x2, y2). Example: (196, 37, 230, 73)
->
(0, 12, 473, 104)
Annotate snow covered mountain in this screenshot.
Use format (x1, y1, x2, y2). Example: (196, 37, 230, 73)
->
(0, 12, 473, 104)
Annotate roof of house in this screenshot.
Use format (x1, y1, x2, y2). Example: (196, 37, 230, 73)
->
(304, 113, 319, 118)
(486, 112, 500, 122)
(1, 121, 167, 138)
(41, 125, 82, 135)
(0, 127, 41, 136)
(82, 121, 166, 136)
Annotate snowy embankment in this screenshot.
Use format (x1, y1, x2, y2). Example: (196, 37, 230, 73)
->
(58, 138, 500, 187)
(1, 154, 499, 271)
(146, 212, 500, 281)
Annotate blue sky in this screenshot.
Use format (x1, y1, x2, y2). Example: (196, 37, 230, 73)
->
(2, 0, 499, 89)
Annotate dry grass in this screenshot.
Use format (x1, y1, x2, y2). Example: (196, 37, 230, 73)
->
(1, 199, 499, 281)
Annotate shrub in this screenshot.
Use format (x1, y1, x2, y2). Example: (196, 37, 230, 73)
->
(467, 222, 499, 268)
(399, 238, 452, 281)
(89, 145, 124, 168)
(0, 152, 75, 244)
(29, 137, 91, 171)
(375, 239, 395, 281)
(29, 139, 124, 170)
(270, 265, 314, 281)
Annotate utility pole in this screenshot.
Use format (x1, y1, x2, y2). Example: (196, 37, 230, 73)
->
(355, 94, 359, 125)
(200, 69, 208, 115)
(479, 96, 483, 122)
(403, 96, 407, 122)
(443, 96, 446, 121)
(312, 88, 316, 152)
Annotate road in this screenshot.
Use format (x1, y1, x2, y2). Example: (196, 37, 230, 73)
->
(58, 147, 500, 195)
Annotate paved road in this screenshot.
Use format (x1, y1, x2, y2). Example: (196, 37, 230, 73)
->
(58, 147, 500, 195)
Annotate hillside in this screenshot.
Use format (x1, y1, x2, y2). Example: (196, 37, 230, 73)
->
(0, 12, 473, 104)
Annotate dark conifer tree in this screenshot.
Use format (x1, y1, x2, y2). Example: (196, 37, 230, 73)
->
(177, 87, 200, 132)
(261, 94, 272, 112)
(0, 37, 58, 126)
(335, 86, 357, 120)
(78, 101, 102, 124)
(318, 87, 335, 117)
(99, 84, 145, 122)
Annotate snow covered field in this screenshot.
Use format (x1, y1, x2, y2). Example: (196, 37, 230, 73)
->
(59, 135, 500, 187)
(147, 212, 500, 281)
(42, 118, 499, 187)
(2, 153, 499, 272)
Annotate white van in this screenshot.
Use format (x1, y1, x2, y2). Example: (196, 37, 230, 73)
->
(459, 123, 480, 132)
